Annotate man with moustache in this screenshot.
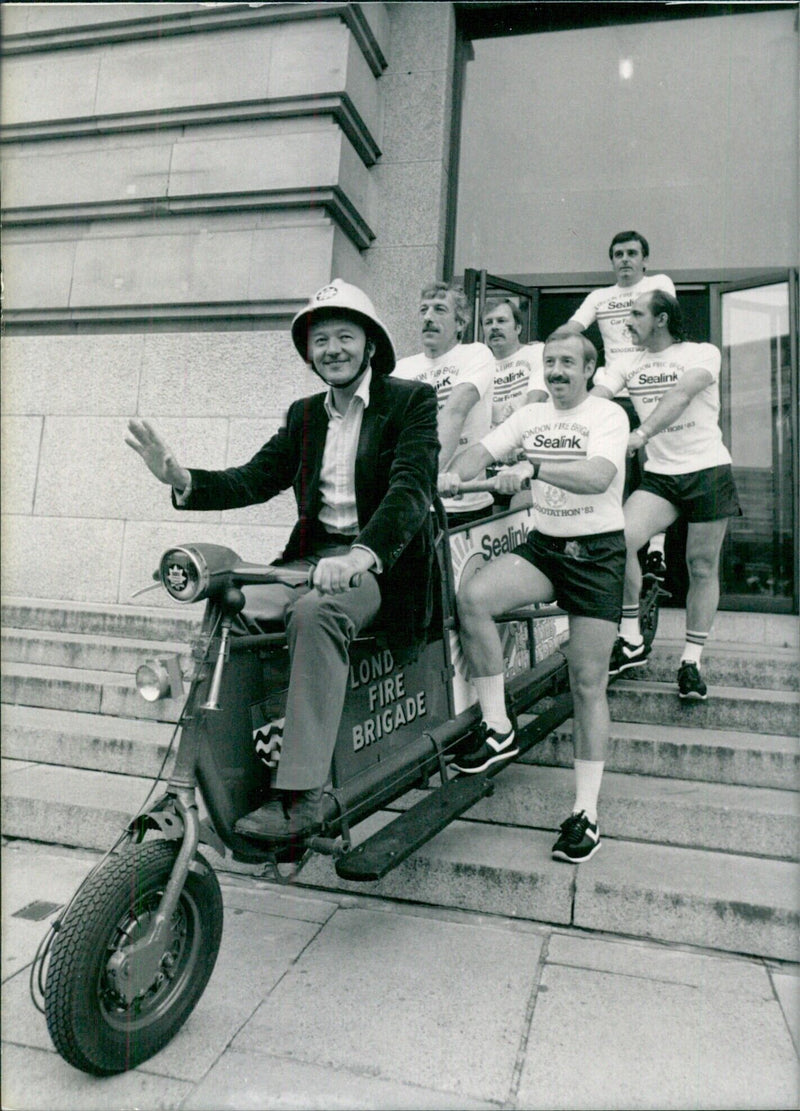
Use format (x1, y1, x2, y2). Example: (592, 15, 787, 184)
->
(394, 281, 496, 525)
(439, 330, 629, 863)
(482, 297, 549, 507)
(593, 290, 740, 700)
(482, 297, 548, 427)
(126, 280, 439, 843)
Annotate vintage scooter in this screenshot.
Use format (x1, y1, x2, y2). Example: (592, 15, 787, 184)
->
(35, 485, 664, 1076)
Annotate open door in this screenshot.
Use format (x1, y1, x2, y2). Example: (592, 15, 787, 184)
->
(715, 273, 798, 612)
(463, 269, 539, 343)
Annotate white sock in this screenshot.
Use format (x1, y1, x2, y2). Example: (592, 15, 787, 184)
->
(649, 533, 666, 555)
(681, 637, 706, 667)
(619, 617, 642, 644)
(573, 759, 604, 825)
(472, 675, 511, 733)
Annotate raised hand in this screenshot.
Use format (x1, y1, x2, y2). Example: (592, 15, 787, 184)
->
(125, 419, 191, 489)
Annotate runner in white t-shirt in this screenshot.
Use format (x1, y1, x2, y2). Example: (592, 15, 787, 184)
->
(562, 231, 675, 579)
(593, 290, 741, 701)
(394, 281, 495, 522)
(481, 297, 548, 502)
(438, 330, 629, 864)
(481, 298, 548, 426)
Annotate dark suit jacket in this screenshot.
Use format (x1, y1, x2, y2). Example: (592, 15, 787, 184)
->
(175, 374, 440, 649)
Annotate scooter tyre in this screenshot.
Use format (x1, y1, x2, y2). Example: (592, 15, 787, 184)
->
(45, 840, 223, 1076)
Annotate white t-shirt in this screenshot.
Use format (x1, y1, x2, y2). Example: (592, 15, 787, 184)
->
(491, 342, 546, 427)
(594, 342, 731, 475)
(481, 395, 628, 537)
(570, 273, 676, 372)
(394, 342, 494, 514)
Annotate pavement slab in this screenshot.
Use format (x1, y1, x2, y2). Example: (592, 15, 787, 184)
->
(517, 956, 799, 1110)
(188, 1049, 497, 1110)
(772, 968, 800, 1057)
(0, 1043, 192, 1111)
(233, 905, 545, 1104)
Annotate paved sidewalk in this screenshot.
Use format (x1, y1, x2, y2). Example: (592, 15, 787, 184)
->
(2, 840, 798, 1110)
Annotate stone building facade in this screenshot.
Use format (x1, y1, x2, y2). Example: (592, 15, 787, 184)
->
(1, 2, 457, 605)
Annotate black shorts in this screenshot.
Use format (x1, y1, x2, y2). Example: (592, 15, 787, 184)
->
(637, 464, 742, 523)
(513, 530, 625, 623)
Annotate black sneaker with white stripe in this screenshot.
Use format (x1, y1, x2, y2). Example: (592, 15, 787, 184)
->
(451, 721, 518, 775)
(608, 636, 650, 676)
(551, 811, 601, 863)
(677, 660, 707, 700)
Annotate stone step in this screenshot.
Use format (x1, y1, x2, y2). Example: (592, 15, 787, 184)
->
(392, 764, 797, 861)
(608, 679, 799, 737)
(1, 627, 189, 674)
(4, 684, 797, 793)
(1, 704, 177, 777)
(1, 597, 200, 643)
(3, 760, 796, 961)
(524, 718, 799, 791)
(0, 661, 184, 722)
(3, 715, 793, 861)
(646, 641, 798, 692)
(299, 813, 799, 963)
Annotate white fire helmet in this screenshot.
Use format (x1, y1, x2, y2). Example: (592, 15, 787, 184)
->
(291, 279, 396, 376)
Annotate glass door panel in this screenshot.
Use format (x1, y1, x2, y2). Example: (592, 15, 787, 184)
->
(720, 280, 795, 610)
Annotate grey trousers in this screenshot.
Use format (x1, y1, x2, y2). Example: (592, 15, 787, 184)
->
(236, 547, 381, 791)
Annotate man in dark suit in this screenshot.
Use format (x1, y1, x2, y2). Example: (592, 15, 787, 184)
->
(126, 280, 440, 842)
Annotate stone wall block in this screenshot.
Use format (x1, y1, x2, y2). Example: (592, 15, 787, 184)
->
(3, 141, 174, 209)
(357, 3, 390, 59)
(2, 4, 191, 35)
(69, 222, 253, 307)
(33, 416, 228, 522)
(384, 1, 454, 74)
(379, 70, 449, 164)
(370, 160, 443, 246)
(168, 127, 345, 198)
(137, 331, 315, 418)
(119, 518, 291, 606)
(94, 28, 272, 117)
(1, 334, 145, 416)
(267, 19, 349, 100)
(1, 515, 125, 603)
(1, 239, 77, 311)
(0, 417, 43, 516)
(1, 50, 101, 126)
(247, 222, 337, 303)
(344, 25, 382, 149)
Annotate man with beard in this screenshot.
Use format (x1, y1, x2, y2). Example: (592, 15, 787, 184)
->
(438, 330, 629, 863)
(593, 290, 741, 700)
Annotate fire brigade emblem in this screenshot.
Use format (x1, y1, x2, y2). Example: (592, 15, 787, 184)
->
(166, 563, 189, 591)
(543, 483, 567, 509)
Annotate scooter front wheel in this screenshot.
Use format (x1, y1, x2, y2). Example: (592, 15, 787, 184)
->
(45, 840, 223, 1075)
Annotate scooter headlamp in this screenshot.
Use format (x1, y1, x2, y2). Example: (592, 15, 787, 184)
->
(159, 546, 209, 603)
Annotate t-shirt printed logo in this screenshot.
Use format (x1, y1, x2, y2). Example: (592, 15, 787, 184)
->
(628, 364, 680, 402)
(521, 422, 588, 462)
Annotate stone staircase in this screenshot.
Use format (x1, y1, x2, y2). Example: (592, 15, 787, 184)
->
(2, 598, 798, 962)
